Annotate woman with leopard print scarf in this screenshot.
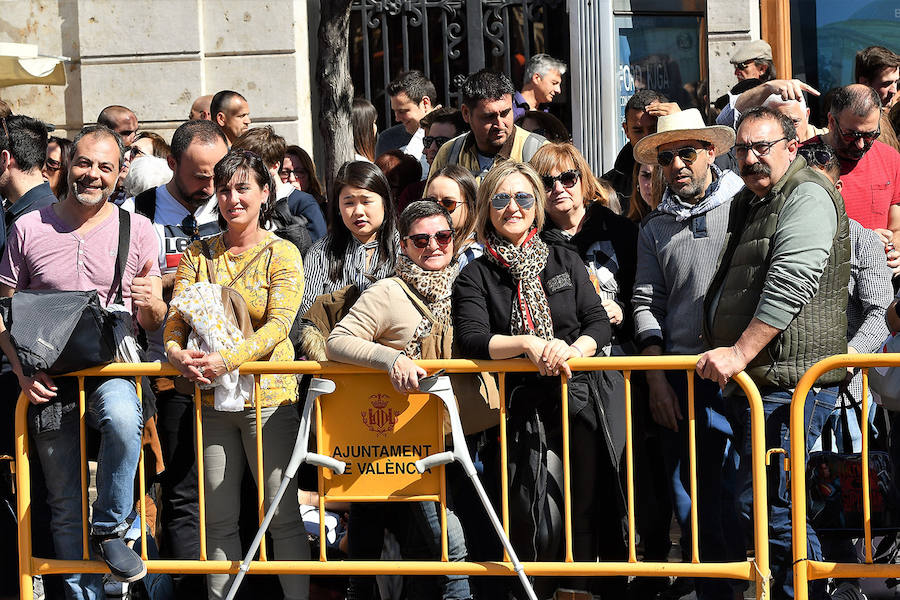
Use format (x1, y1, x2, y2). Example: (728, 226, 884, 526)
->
(453, 162, 627, 599)
(325, 200, 471, 600)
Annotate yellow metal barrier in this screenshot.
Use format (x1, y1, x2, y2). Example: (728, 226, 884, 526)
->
(790, 353, 900, 598)
(15, 356, 771, 599)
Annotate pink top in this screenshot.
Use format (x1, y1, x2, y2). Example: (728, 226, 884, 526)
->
(0, 205, 161, 313)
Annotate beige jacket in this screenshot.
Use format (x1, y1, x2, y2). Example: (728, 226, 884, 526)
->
(325, 278, 423, 371)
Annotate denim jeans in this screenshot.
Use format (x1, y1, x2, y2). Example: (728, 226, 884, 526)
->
(728, 385, 837, 600)
(659, 373, 743, 600)
(32, 377, 143, 599)
(348, 501, 472, 599)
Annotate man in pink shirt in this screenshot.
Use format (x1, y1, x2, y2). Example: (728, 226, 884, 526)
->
(805, 85, 900, 272)
(0, 125, 164, 596)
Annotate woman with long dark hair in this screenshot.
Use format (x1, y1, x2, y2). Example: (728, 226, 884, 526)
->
(352, 97, 377, 162)
(300, 160, 399, 314)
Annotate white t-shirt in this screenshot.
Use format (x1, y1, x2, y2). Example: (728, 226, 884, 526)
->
(146, 186, 220, 361)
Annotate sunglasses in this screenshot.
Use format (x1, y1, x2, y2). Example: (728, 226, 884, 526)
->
(423, 135, 451, 149)
(734, 60, 756, 70)
(404, 229, 453, 249)
(279, 168, 307, 182)
(834, 121, 880, 144)
(541, 169, 580, 192)
(181, 215, 200, 241)
(491, 192, 536, 211)
(797, 145, 835, 168)
(657, 146, 703, 167)
(424, 196, 460, 214)
(44, 158, 62, 173)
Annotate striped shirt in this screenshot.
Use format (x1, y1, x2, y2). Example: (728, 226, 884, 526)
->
(300, 232, 399, 314)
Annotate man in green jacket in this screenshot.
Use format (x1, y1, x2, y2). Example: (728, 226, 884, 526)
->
(698, 106, 850, 600)
(427, 69, 546, 185)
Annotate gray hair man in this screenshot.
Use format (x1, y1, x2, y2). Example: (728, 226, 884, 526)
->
(513, 53, 567, 121)
(699, 105, 850, 599)
(631, 108, 745, 600)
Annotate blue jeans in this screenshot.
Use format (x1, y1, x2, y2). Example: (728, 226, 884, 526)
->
(659, 373, 743, 600)
(728, 385, 837, 600)
(32, 377, 143, 600)
(348, 501, 471, 599)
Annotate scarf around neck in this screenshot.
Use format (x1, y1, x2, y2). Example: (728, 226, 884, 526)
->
(395, 253, 458, 358)
(484, 228, 554, 341)
(657, 163, 744, 222)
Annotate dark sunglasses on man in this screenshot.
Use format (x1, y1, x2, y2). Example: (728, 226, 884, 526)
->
(797, 144, 835, 169)
(657, 146, 705, 167)
(403, 229, 454, 249)
(423, 196, 460, 214)
(541, 169, 580, 192)
(423, 136, 451, 149)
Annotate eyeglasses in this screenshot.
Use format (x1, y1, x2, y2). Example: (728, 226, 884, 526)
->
(279, 169, 306, 182)
(657, 146, 704, 167)
(797, 145, 835, 168)
(181, 215, 200, 241)
(423, 136, 451, 149)
(834, 121, 880, 145)
(404, 229, 453, 249)
(424, 196, 461, 214)
(44, 158, 62, 173)
(541, 169, 580, 192)
(491, 192, 536, 211)
(733, 137, 789, 158)
(734, 60, 756, 71)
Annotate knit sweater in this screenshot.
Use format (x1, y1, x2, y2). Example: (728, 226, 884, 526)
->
(632, 169, 744, 354)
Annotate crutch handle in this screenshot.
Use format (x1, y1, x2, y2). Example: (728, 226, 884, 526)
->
(415, 451, 454, 473)
(305, 453, 346, 474)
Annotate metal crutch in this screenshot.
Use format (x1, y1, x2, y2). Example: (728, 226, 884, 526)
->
(415, 375, 539, 600)
(225, 377, 345, 600)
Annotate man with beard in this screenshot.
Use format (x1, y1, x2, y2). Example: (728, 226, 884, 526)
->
(0, 125, 164, 597)
(428, 69, 547, 184)
(130, 118, 227, 596)
(804, 85, 900, 276)
(631, 108, 746, 600)
(700, 106, 850, 599)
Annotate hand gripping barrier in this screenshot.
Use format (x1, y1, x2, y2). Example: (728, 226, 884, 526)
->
(224, 377, 345, 600)
(14, 357, 771, 600)
(789, 353, 900, 600)
(415, 375, 538, 600)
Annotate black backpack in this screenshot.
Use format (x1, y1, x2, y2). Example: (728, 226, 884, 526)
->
(270, 197, 312, 256)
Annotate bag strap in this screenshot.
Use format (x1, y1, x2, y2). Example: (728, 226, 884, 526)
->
(200, 236, 279, 288)
(113, 207, 131, 306)
(391, 277, 438, 324)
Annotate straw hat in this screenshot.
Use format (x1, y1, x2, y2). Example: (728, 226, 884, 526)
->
(632, 108, 736, 165)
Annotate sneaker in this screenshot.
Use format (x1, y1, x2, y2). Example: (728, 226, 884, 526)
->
(830, 581, 867, 600)
(92, 535, 147, 583)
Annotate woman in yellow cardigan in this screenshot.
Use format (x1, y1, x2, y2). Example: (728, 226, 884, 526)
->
(164, 149, 308, 600)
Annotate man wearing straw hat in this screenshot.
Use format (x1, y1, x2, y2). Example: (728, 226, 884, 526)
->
(632, 108, 746, 600)
(699, 105, 850, 599)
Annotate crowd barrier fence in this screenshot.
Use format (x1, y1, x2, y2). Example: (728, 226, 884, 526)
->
(15, 356, 772, 600)
(790, 353, 900, 599)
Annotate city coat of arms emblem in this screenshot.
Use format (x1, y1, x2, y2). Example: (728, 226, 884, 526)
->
(361, 394, 399, 437)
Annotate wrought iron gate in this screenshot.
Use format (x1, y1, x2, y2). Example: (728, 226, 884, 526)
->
(349, 0, 570, 131)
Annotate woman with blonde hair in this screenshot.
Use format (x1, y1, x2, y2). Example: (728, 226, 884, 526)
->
(454, 160, 626, 597)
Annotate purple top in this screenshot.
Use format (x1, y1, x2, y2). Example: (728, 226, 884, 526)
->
(0, 204, 161, 312)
